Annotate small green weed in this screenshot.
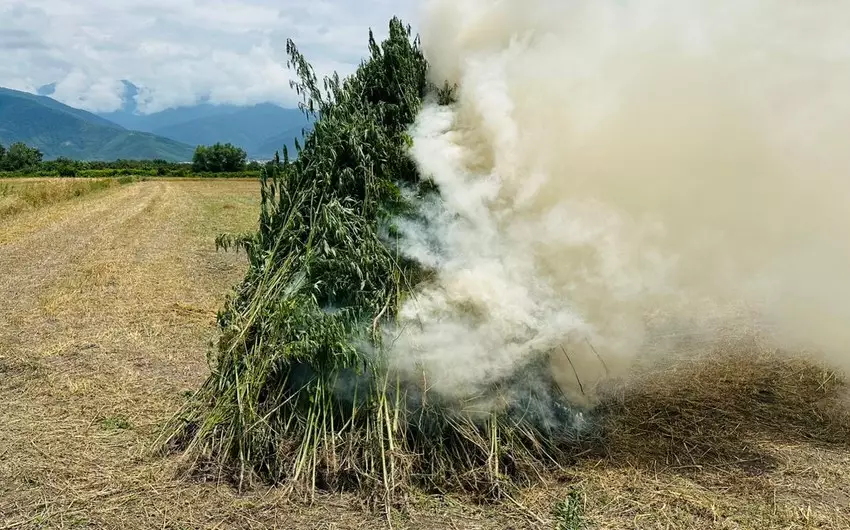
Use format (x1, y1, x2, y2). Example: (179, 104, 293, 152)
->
(100, 415, 132, 431)
(553, 489, 586, 530)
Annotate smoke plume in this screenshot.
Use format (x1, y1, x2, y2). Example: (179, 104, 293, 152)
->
(386, 0, 850, 409)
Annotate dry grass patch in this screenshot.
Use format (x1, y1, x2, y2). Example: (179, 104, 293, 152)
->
(0, 177, 135, 218)
(514, 341, 850, 529)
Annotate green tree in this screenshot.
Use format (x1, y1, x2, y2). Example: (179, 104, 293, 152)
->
(191, 142, 247, 173)
(0, 142, 43, 171)
(54, 157, 78, 177)
(191, 145, 208, 172)
(0, 143, 6, 163)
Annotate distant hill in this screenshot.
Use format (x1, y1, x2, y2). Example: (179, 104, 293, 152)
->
(0, 87, 194, 161)
(33, 79, 313, 159)
(6, 87, 121, 130)
(87, 81, 312, 159)
(100, 103, 237, 132)
(100, 103, 311, 159)
(149, 104, 312, 159)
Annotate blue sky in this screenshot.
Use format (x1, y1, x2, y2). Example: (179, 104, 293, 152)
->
(0, 0, 417, 113)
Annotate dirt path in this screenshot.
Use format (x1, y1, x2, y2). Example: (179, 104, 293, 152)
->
(0, 181, 379, 528)
(0, 180, 509, 530)
(1, 180, 848, 529)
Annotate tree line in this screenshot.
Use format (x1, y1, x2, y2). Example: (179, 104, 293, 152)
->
(0, 141, 263, 177)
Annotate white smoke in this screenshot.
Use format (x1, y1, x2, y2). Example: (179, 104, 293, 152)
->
(386, 0, 850, 408)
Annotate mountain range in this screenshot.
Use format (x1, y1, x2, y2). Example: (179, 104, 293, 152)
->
(0, 87, 194, 161)
(0, 81, 312, 161)
(104, 102, 309, 159)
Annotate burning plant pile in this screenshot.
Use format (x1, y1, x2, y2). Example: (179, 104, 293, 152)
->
(164, 18, 582, 499)
(166, 0, 850, 502)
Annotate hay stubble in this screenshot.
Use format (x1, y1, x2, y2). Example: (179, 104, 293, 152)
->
(0, 180, 847, 528)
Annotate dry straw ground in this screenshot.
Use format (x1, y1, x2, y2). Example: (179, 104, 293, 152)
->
(0, 179, 127, 219)
(0, 179, 848, 529)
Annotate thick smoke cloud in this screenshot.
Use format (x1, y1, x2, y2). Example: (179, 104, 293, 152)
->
(387, 0, 850, 409)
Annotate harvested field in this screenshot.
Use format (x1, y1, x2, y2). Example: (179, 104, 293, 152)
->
(0, 179, 848, 529)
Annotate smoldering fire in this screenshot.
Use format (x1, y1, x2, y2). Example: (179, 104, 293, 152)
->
(387, 0, 850, 412)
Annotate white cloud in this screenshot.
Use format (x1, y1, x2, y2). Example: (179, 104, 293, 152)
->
(0, 0, 417, 113)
